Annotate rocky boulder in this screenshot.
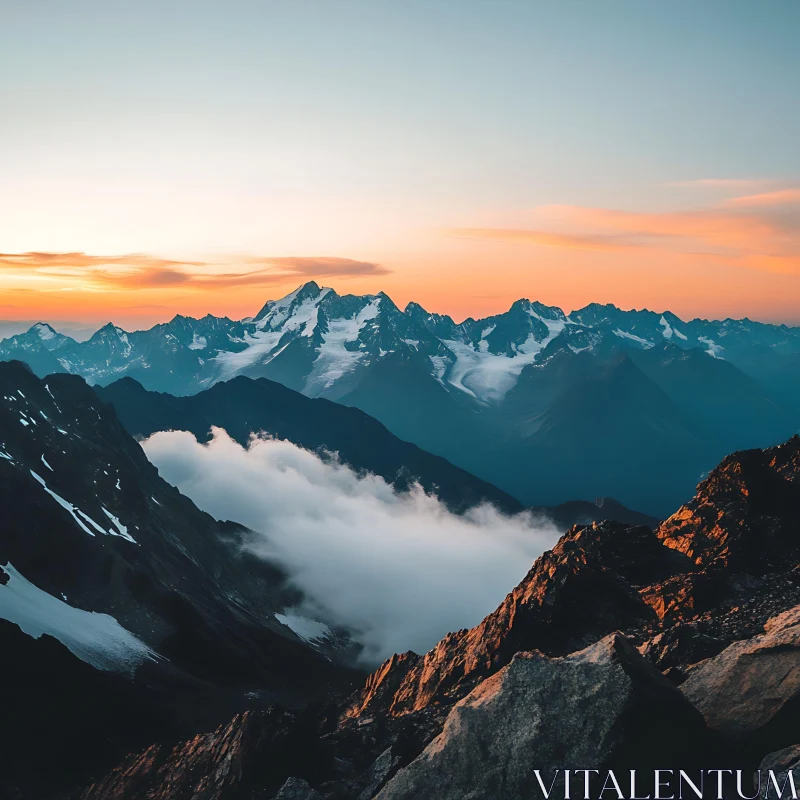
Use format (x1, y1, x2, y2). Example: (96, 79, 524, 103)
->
(759, 746, 800, 798)
(272, 777, 324, 800)
(681, 605, 800, 739)
(82, 708, 331, 800)
(346, 522, 686, 721)
(376, 633, 709, 800)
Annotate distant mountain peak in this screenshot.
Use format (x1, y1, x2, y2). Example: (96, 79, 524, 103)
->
(253, 280, 334, 322)
(30, 322, 57, 338)
(4, 286, 800, 428)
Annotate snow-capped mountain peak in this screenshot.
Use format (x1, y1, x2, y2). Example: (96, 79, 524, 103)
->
(3, 283, 800, 406)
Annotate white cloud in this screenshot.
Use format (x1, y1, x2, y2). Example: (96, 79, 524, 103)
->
(143, 428, 559, 664)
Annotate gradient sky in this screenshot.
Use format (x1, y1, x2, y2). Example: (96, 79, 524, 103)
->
(2, 0, 799, 329)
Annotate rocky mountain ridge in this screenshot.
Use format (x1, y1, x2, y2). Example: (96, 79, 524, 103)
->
(0, 360, 359, 798)
(4, 283, 797, 515)
(3, 283, 799, 403)
(75, 435, 800, 800)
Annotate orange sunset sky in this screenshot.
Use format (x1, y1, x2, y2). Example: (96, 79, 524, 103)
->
(2, 2, 799, 331)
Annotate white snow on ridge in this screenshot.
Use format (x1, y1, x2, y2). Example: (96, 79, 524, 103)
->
(214, 289, 335, 381)
(102, 507, 137, 544)
(188, 333, 207, 350)
(213, 330, 284, 380)
(255, 285, 303, 328)
(477, 325, 496, 353)
(28, 470, 131, 541)
(0, 563, 157, 674)
(660, 315, 688, 341)
(258, 287, 332, 333)
(698, 336, 724, 359)
(429, 355, 449, 386)
(34, 323, 55, 341)
(275, 611, 331, 645)
(613, 329, 654, 348)
(443, 316, 566, 404)
(304, 298, 381, 395)
(115, 328, 132, 358)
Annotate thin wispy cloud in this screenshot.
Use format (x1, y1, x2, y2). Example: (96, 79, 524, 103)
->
(0, 252, 207, 270)
(448, 185, 800, 275)
(444, 228, 644, 252)
(247, 256, 391, 278)
(722, 188, 800, 208)
(0, 252, 389, 292)
(663, 178, 774, 190)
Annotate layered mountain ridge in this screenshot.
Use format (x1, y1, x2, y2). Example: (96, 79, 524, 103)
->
(76, 435, 800, 800)
(3, 283, 798, 514)
(4, 282, 799, 403)
(94, 374, 524, 515)
(0, 360, 359, 797)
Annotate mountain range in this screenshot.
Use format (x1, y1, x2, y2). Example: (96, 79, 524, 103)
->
(28, 417, 800, 799)
(95, 374, 657, 528)
(0, 360, 358, 797)
(4, 354, 800, 798)
(2, 282, 799, 513)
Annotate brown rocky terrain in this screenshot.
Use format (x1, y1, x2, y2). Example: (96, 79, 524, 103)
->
(11, 434, 799, 799)
(374, 634, 710, 800)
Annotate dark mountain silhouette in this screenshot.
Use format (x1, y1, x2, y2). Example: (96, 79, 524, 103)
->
(95, 374, 524, 515)
(0, 360, 358, 797)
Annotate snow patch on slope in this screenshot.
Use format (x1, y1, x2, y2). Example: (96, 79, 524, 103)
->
(30, 470, 99, 537)
(443, 317, 565, 403)
(102, 507, 137, 544)
(275, 612, 331, 645)
(215, 288, 333, 380)
(0, 563, 158, 674)
(698, 336, 724, 359)
(613, 329, 654, 348)
(34, 323, 55, 342)
(304, 298, 382, 395)
(213, 330, 284, 380)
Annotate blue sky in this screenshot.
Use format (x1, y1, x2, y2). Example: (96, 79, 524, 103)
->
(2, 1, 799, 325)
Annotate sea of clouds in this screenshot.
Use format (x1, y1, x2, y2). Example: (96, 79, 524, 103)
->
(143, 428, 560, 663)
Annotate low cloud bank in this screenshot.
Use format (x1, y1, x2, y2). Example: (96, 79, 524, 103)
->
(143, 428, 560, 663)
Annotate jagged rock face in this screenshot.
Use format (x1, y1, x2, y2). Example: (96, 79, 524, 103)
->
(681, 606, 800, 738)
(375, 635, 709, 800)
(0, 360, 358, 798)
(759, 746, 800, 795)
(348, 441, 800, 728)
(355, 747, 404, 800)
(272, 777, 324, 800)
(656, 437, 800, 572)
(345, 522, 688, 720)
(0, 361, 347, 687)
(76, 435, 800, 800)
(0, 619, 179, 800)
(81, 719, 250, 800)
(81, 709, 333, 800)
